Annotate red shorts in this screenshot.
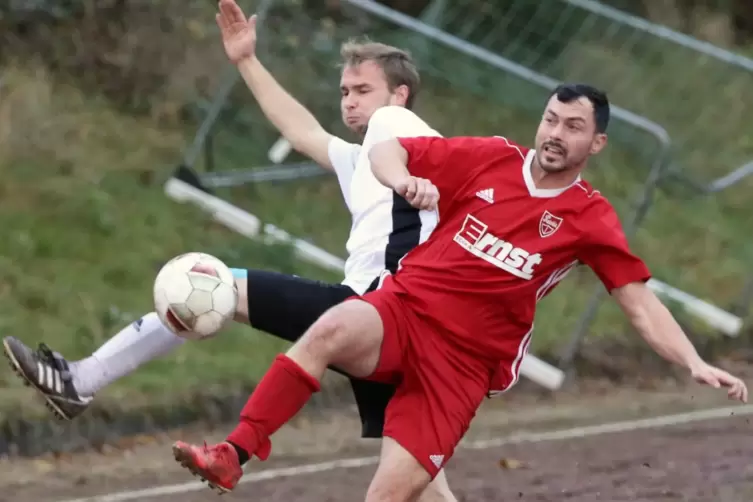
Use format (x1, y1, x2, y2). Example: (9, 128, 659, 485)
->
(359, 285, 494, 479)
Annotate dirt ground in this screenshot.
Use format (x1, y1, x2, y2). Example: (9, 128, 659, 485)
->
(2, 372, 753, 502)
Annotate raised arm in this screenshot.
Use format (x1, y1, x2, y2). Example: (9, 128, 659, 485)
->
(217, 1, 334, 169)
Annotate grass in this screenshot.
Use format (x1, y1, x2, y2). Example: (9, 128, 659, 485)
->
(2, 3, 753, 418)
(0, 66, 339, 417)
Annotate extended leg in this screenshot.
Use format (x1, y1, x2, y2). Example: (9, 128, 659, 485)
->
(1, 268, 353, 420)
(2, 312, 181, 419)
(172, 298, 388, 492)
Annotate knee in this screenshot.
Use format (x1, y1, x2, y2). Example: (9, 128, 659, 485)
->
(299, 306, 353, 358)
(288, 299, 382, 378)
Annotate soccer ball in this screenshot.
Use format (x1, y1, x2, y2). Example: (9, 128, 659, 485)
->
(153, 252, 238, 340)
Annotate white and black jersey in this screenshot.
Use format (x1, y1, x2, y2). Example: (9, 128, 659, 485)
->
(327, 106, 441, 295)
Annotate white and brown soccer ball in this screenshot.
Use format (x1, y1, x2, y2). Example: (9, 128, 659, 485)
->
(153, 252, 238, 340)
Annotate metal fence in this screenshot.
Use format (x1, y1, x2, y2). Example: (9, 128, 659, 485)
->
(390, 0, 753, 363)
(184, 0, 679, 366)
(557, 0, 753, 322)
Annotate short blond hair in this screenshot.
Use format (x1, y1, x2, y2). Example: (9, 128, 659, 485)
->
(340, 39, 420, 109)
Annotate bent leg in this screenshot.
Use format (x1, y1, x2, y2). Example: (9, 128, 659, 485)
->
(225, 299, 389, 460)
(286, 298, 386, 379)
(235, 269, 401, 439)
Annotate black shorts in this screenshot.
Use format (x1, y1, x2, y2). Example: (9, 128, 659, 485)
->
(241, 269, 395, 438)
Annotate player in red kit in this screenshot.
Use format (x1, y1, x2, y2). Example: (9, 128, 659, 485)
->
(171, 84, 748, 500)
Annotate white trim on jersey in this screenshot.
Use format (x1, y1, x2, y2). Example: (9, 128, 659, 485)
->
(494, 260, 579, 394)
(508, 327, 534, 391)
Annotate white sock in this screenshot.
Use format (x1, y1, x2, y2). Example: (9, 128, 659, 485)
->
(69, 312, 185, 396)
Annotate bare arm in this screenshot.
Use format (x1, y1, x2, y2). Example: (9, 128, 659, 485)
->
(369, 139, 439, 211)
(237, 58, 333, 169)
(612, 282, 703, 368)
(612, 282, 747, 401)
(215, 1, 333, 169)
(368, 139, 409, 189)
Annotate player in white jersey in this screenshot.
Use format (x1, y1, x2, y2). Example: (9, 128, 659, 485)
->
(3, 1, 456, 499)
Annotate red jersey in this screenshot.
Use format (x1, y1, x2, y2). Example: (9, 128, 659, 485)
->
(384, 135, 651, 390)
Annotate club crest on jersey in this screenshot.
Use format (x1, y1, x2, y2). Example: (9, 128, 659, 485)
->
(539, 211, 563, 238)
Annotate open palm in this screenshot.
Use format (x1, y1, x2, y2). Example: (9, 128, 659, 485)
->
(215, 0, 257, 64)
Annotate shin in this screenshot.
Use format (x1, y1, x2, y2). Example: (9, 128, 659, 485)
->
(226, 300, 384, 460)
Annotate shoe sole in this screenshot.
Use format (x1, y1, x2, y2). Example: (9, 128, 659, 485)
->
(2, 338, 70, 421)
(172, 443, 232, 495)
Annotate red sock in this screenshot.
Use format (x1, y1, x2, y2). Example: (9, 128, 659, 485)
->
(226, 354, 320, 461)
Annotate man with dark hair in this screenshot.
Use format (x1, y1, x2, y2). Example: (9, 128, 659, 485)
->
(171, 81, 748, 500)
(550, 83, 610, 132)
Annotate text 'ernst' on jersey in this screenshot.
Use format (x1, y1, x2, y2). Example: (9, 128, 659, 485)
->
(453, 215, 542, 280)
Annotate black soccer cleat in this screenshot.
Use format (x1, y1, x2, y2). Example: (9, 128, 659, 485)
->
(2, 336, 92, 420)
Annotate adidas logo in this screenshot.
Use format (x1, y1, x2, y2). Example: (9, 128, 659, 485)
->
(476, 188, 494, 203)
(429, 454, 444, 469)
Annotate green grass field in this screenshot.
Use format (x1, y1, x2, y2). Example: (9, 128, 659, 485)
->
(2, 14, 752, 419)
(0, 66, 340, 416)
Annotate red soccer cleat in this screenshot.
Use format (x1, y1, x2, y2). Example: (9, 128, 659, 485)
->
(172, 440, 243, 493)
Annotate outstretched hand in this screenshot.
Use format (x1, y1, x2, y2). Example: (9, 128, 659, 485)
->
(689, 360, 748, 403)
(394, 176, 439, 211)
(215, 0, 257, 64)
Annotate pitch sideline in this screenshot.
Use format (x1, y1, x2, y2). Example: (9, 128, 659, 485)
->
(56, 404, 753, 502)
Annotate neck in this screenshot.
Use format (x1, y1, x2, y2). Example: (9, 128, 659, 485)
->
(530, 155, 583, 190)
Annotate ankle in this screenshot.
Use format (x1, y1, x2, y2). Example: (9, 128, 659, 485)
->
(226, 440, 250, 465)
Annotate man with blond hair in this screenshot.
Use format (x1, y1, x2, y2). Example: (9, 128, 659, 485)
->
(4, 0, 478, 499)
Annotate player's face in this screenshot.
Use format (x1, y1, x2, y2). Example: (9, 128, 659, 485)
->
(534, 95, 607, 173)
(340, 61, 409, 136)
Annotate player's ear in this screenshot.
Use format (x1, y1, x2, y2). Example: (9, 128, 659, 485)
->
(590, 133, 607, 155)
(392, 84, 410, 107)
